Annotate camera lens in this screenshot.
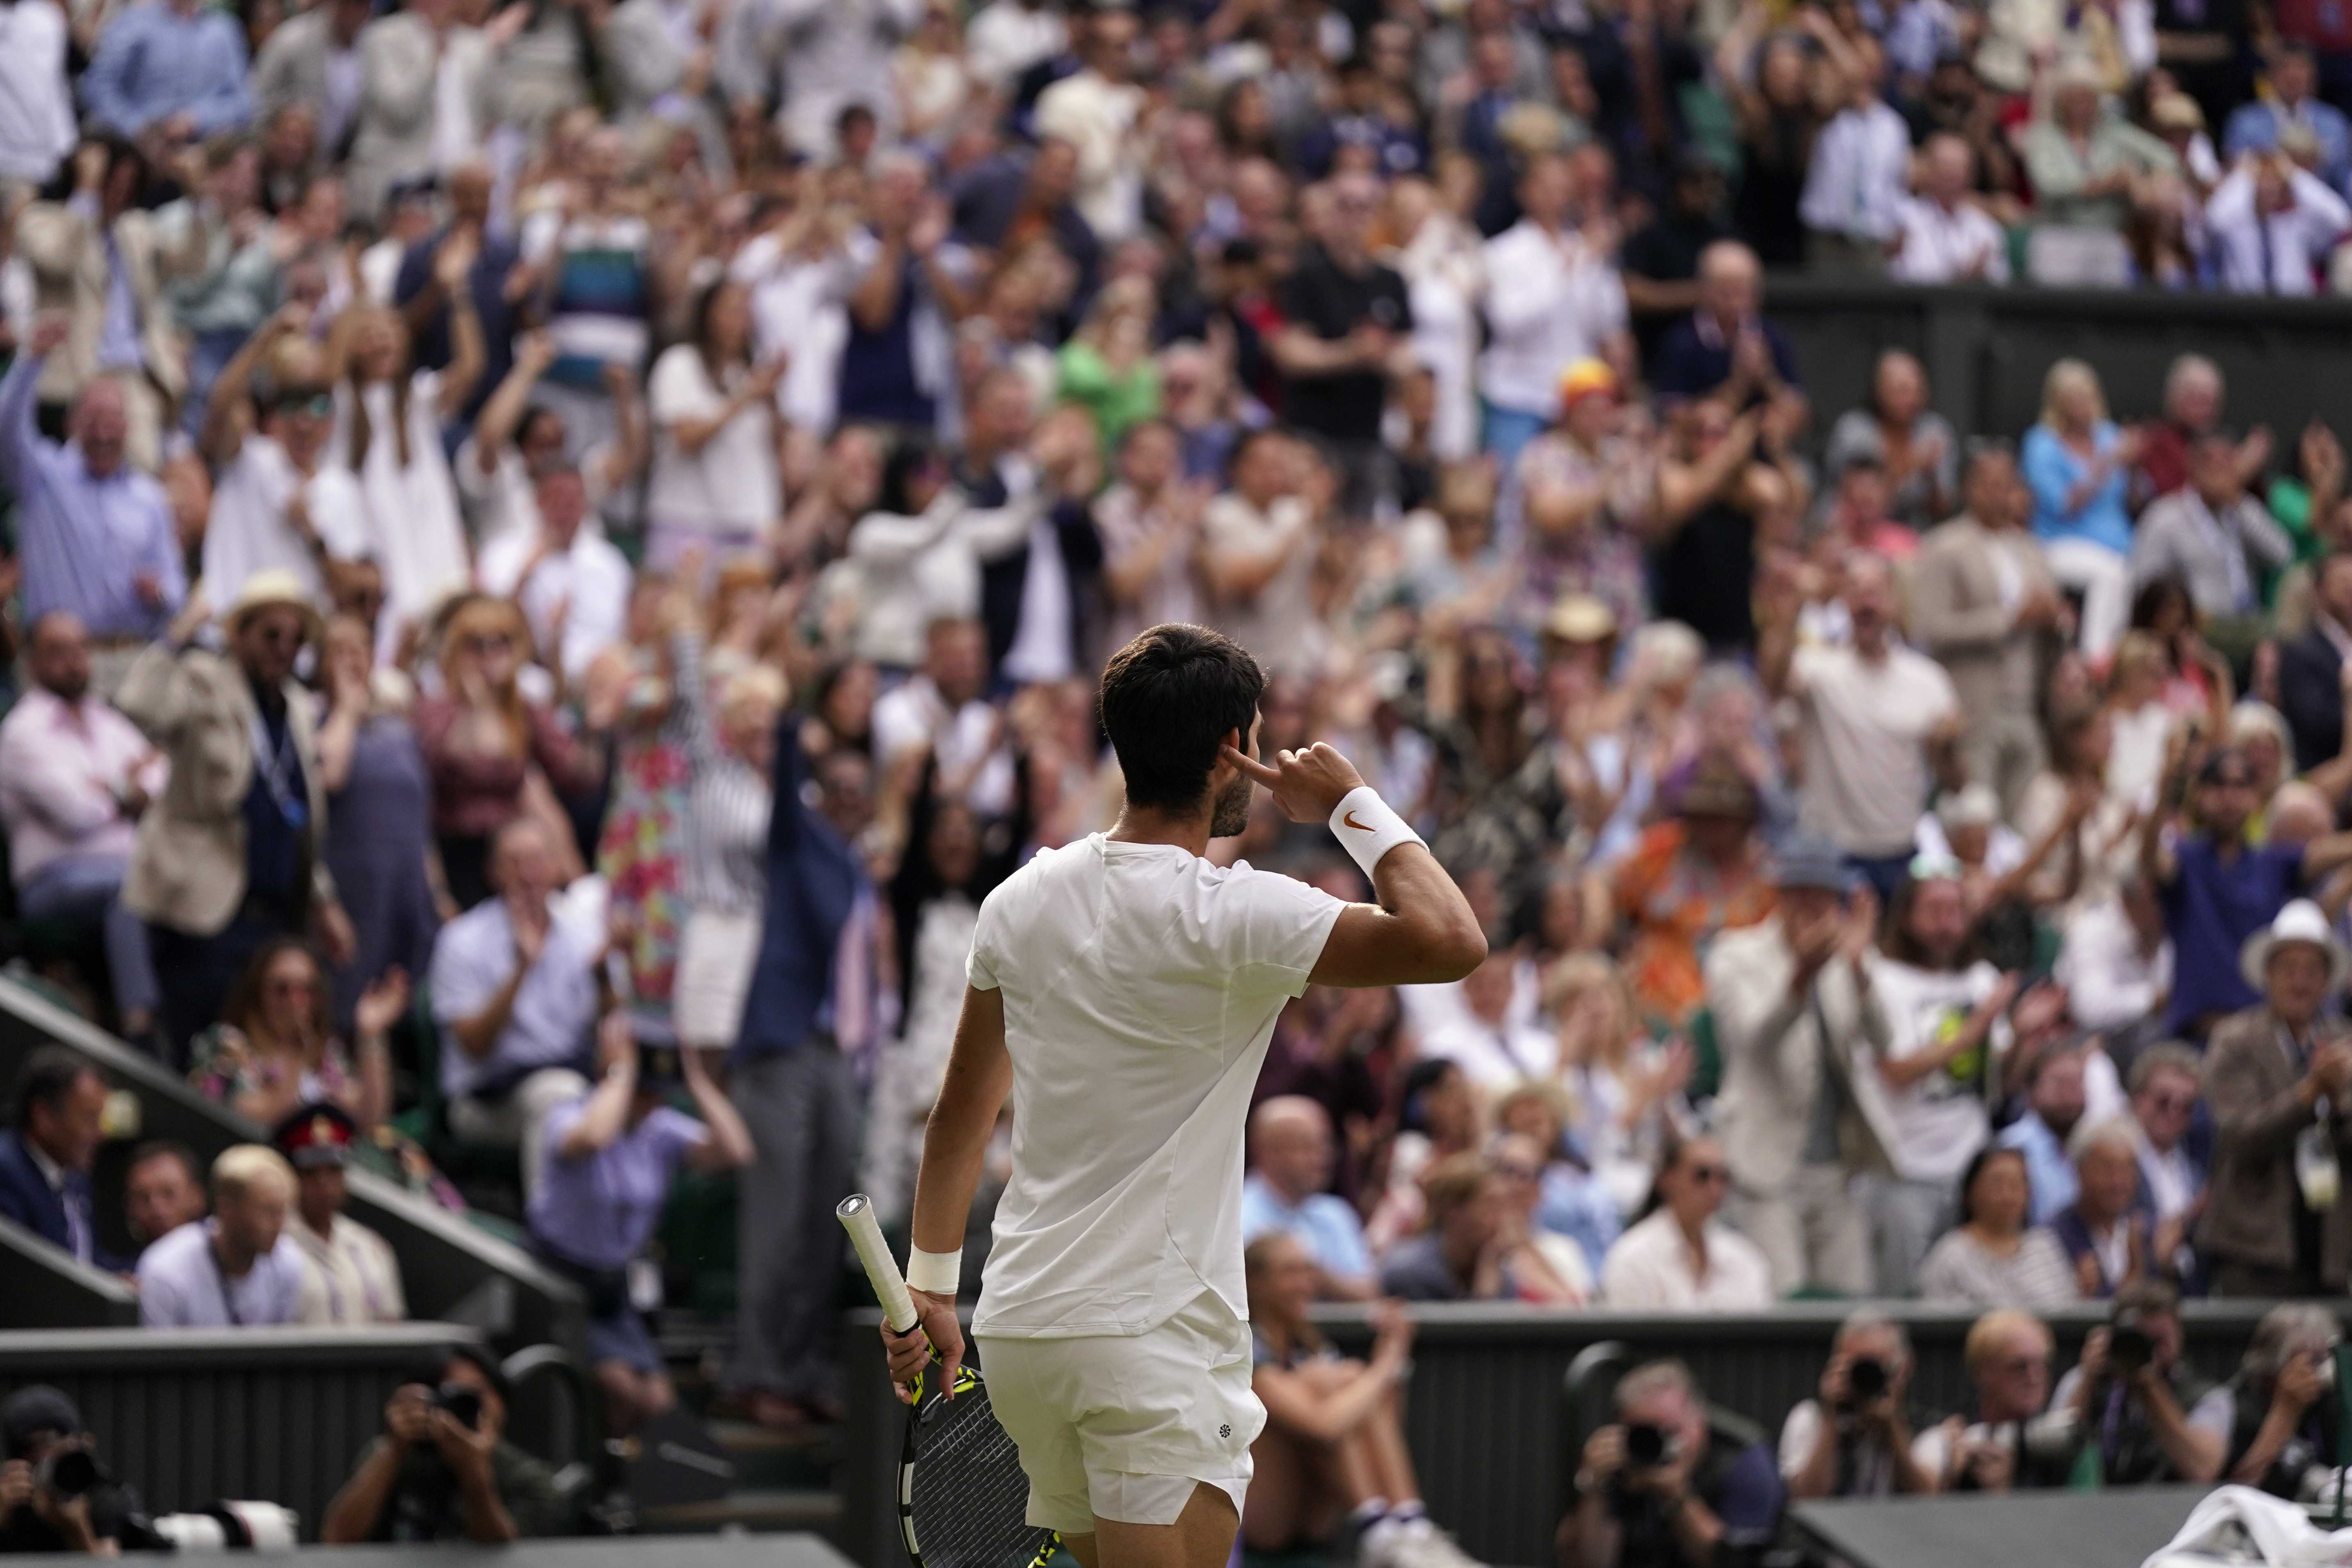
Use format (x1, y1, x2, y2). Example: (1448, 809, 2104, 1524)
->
(2111, 1325, 2153, 1372)
(42, 1448, 102, 1499)
(434, 1383, 484, 1431)
(1846, 1358, 1889, 1402)
(1624, 1423, 1667, 1468)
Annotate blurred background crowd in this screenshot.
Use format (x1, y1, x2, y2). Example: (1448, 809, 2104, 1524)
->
(4, 0, 2352, 1551)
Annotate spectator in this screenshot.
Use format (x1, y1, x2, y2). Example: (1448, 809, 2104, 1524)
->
(1379, 1151, 1521, 1303)
(189, 936, 405, 1137)
(1825, 352, 1961, 535)
(1913, 1309, 2085, 1491)
(1918, 1144, 2082, 1308)
(1705, 837, 1883, 1296)
(2050, 1117, 2161, 1298)
(2019, 60, 2180, 288)
(726, 717, 882, 1432)
(2204, 149, 2352, 296)
(478, 461, 632, 693)
(2127, 1044, 2208, 1233)
(344, 0, 489, 221)
(2023, 357, 2139, 658)
(122, 1138, 205, 1254)
(1780, 1312, 1940, 1499)
(1865, 868, 2016, 1295)
(1599, 1132, 1775, 1310)
(1202, 430, 1329, 679)
(1890, 134, 2011, 285)
(80, 0, 253, 141)
(1270, 171, 1413, 521)
(1491, 1130, 1599, 1306)
(0, 1048, 108, 1268)
(1477, 153, 1631, 465)
(0, 0, 74, 199)
(1998, 1044, 2093, 1225)
(831, 154, 964, 436)
(1650, 241, 1802, 409)
(2142, 747, 2352, 1037)
(644, 281, 786, 574)
(2220, 1302, 2343, 1500)
(1509, 362, 1654, 636)
(2224, 43, 2352, 189)
(390, 161, 520, 422)
(1815, 456, 1920, 562)
(250, 0, 372, 154)
(1241, 1096, 1375, 1300)
(1714, 12, 1835, 272)
(1494, 1080, 1622, 1280)
(1420, 948, 1557, 1094)
(532, 1027, 752, 1434)
(0, 611, 164, 1039)
(2279, 551, 2352, 771)
(1032, 8, 1146, 245)
(1605, 758, 1774, 1028)
(0, 1386, 148, 1554)
(1242, 1236, 1473, 1565)
(2134, 354, 2270, 505)
(1648, 398, 1783, 657)
(1797, 34, 1911, 273)
(1618, 159, 1734, 363)
(1762, 553, 1963, 901)
(2050, 1280, 2229, 1484)
(1094, 420, 1205, 656)
(272, 1101, 404, 1325)
(319, 1346, 562, 1542)
(2200, 899, 2352, 1296)
(0, 314, 186, 666)
(118, 574, 354, 1062)
(1563, 1359, 1783, 1568)
(136, 1143, 307, 1327)
(2055, 871, 2176, 1032)
(2132, 431, 2295, 624)
(428, 816, 596, 1191)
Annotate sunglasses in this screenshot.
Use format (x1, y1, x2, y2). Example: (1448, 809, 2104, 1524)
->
(274, 390, 332, 418)
(460, 633, 515, 654)
(1685, 1164, 1727, 1185)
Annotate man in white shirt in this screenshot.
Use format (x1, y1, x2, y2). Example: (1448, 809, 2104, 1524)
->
(1420, 946, 1556, 1091)
(0, 0, 75, 197)
(870, 616, 1017, 818)
(1890, 133, 2011, 284)
(883, 624, 1483, 1568)
(1477, 153, 1631, 465)
(964, 0, 1066, 98)
(274, 1101, 407, 1325)
(2207, 151, 2352, 295)
(475, 463, 632, 689)
(2054, 873, 2175, 1032)
(137, 1145, 312, 1328)
(0, 612, 164, 1037)
(1763, 551, 1963, 904)
(1799, 38, 1913, 273)
(1034, 8, 1147, 243)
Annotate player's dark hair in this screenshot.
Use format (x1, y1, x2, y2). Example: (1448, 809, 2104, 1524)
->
(13, 1047, 99, 1133)
(1098, 624, 1264, 811)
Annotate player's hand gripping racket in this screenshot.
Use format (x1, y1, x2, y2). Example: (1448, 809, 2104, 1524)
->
(837, 1194, 1059, 1568)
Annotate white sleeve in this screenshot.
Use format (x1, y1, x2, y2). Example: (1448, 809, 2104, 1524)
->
(648, 346, 716, 425)
(1779, 1400, 1825, 1481)
(966, 887, 1004, 992)
(1216, 866, 1347, 998)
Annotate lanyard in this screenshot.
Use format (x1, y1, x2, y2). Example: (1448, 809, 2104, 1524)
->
(207, 1235, 247, 1328)
(249, 706, 308, 830)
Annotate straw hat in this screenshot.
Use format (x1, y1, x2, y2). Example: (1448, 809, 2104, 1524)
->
(2239, 899, 2352, 994)
(223, 569, 323, 645)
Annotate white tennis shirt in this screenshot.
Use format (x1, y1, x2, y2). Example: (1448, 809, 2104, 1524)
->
(968, 834, 1345, 1339)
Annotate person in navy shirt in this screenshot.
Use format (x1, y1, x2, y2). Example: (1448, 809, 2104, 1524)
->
(1566, 1359, 1784, 1568)
(0, 1048, 111, 1269)
(2142, 744, 2352, 1039)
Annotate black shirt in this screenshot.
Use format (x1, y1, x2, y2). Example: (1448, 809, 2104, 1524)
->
(1651, 497, 1759, 655)
(0, 1480, 144, 1553)
(1275, 243, 1413, 444)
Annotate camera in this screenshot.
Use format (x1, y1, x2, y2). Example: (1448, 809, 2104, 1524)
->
(36, 1445, 105, 1500)
(1623, 1423, 1677, 1469)
(1845, 1357, 1889, 1406)
(2110, 1311, 2153, 1376)
(432, 1383, 483, 1431)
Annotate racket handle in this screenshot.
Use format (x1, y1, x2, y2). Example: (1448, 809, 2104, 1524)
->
(836, 1192, 920, 1334)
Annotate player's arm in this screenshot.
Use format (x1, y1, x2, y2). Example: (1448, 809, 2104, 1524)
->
(885, 983, 1011, 1396)
(1223, 742, 1486, 987)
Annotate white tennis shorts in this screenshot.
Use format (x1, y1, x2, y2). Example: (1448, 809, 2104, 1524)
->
(976, 1291, 1263, 1534)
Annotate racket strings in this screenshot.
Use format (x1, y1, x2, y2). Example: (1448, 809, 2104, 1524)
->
(911, 1384, 1053, 1568)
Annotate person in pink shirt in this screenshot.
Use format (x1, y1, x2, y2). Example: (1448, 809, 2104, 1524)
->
(0, 611, 165, 1044)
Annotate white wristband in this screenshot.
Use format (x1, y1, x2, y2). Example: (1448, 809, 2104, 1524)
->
(1327, 785, 1423, 881)
(907, 1245, 961, 1296)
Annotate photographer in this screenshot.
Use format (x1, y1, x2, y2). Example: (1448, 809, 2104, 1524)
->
(1914, 1309, 2086, 1492)
(2047, 1281, 2228, 1484)
(2221, 1303, 2344, 1500)
(0, 1386, 143, 1554)
(319, 1347, 561, 1543)
(1779, 1312, 1942, 1498)
(1561, 1360, 1782, 1568)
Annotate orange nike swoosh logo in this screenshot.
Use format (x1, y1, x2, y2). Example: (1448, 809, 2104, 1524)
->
(1343, 811, 1372, 831)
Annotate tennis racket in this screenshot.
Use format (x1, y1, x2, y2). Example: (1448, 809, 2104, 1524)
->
(837, 1193, 1060, 1568)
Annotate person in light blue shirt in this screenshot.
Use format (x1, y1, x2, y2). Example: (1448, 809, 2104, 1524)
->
(2021, 357, 2137, 657)
(0, 319, 184, 646)
(1240, 1095, 1375, 1298)
(1997, 1045, 2089, 1226)
(80, 0, 255, 140)
(2223, 43, 2352, 194)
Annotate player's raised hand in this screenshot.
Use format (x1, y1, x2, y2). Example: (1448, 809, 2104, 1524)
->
(1222, 740, 1366, 824)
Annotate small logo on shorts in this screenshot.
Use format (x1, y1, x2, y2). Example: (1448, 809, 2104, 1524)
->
(1219, 1424, 1231, 1439)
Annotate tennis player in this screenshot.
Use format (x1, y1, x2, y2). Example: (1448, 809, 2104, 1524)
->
(882, 623, 1485, 1568)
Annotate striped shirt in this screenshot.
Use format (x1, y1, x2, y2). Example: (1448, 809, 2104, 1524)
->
(673, 632, 772, 916)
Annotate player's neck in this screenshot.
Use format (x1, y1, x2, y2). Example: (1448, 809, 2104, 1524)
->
(1107, 802, 1215, 858)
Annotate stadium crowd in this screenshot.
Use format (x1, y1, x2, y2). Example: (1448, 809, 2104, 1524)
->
(1, 0, 2352, 1551)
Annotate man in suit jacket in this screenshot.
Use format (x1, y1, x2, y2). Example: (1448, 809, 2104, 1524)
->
(724, 722, 875, 1431)
(1907, 441, 2067, 820)
(344, 0, 491, 222)
(250, 0, 375, 155)
(2199, 900, 2352, 1297)
(0, 1047, 109, 1268)
(117, 571, 354, 1064)
(2277, 550, 2352, 773)
(1706, 837, 1895, 1297)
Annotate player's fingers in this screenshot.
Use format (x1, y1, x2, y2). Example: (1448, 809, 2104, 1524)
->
(1220, 744, 1281, 785)
(939, 1338, 964, 1398)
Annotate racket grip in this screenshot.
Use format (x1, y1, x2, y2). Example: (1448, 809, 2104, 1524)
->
(836, 1192, 920, 1333)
